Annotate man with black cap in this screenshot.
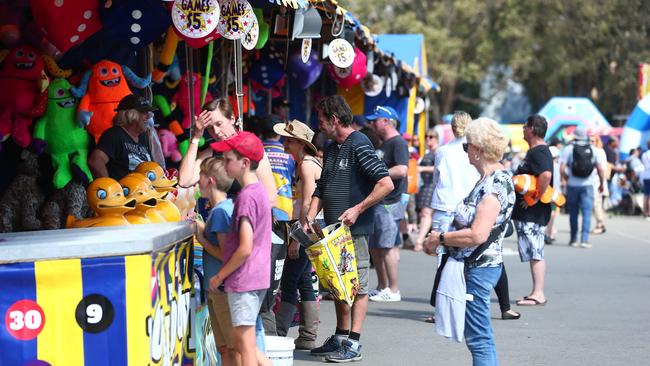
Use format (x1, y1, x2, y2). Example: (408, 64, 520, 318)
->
(272, 97, 290, 121)
(88, 94, 156, 180)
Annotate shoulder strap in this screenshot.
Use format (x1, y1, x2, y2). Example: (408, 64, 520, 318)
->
(304, 155, 323, 168)
(465, 220, 508, 265)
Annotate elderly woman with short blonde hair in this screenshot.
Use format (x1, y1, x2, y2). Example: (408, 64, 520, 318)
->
(425, 117, 515, 366)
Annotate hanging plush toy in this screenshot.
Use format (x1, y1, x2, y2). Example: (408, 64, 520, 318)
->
(172, 72, 213, 129)
(0, 45, 48, 148)
(70, 177, 136, 228)
(32, 78, 92, 189)
(0, 150, 44, 232)
(30, 0, 103, 53)
(100, 0, 171, 50)
(158, 128, 182, 163)
(71, 59, 151, 143)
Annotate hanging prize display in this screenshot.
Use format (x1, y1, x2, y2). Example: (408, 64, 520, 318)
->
(217, 0, 255, 40)
(301, 38, 312, 63)
(328, 38, 355, 68)
(362, 74, 384, 97)
(241, 14, 259, 50)
(385, 76, 392, 98)
(171, 0, 220, 39)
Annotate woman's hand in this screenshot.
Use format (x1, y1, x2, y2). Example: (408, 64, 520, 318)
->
(288, 239, 300, 260)
(193, 110, 214, 139)
(423, 230, 440, 255)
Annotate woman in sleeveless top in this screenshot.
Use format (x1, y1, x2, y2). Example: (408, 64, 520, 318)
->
(272, 119, 322, 350)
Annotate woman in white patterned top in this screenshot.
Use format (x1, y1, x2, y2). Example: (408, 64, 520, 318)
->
(424, 117, 514, 366)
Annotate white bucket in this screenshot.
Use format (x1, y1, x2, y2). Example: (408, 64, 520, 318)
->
(265, 336, 295, 366)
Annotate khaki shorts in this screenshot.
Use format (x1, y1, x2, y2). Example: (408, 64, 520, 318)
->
(207, 292, 234, 348)
(352, 235, 370, 296)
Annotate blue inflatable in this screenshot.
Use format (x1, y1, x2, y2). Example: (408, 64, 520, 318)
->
(620, 95, 650, 159)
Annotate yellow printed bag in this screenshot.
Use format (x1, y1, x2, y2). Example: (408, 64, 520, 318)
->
(304, 223, 359, 305)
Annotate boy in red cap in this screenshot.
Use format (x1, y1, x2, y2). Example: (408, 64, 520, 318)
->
(209, 131, 272, 366)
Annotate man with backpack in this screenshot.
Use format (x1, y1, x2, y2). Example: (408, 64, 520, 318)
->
(560, 126, 606, 248)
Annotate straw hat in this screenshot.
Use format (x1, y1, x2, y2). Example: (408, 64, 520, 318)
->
(273, 119, 317, 155)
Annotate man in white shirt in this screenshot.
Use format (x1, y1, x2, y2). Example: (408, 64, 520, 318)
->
(560, 126, 606, 248)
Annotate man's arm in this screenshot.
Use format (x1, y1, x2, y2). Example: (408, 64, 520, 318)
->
(88, 149, 110, 178)
(596, 164, 606, 193)
(338, 176, 393, 226)
(388, 165, 407, 179)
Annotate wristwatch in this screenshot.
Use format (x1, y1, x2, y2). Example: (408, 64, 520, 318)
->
(439, 232, 446, 245)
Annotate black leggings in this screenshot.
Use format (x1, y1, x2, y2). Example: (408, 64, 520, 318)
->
(494, 265, 512, 313)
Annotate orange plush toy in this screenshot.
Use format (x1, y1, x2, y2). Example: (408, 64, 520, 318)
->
(513, 174, 566, 207)
(71, 60, 151, 142)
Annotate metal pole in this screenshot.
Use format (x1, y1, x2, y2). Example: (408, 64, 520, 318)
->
(185, 43, 196, 137)
(234, 39, 244, 130)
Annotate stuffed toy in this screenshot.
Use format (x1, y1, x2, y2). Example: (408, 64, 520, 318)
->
(30, 0, 103, 53)
(0, 45, 48, 148)
(71, 59, 151, 143)
(40, 181, 92, 230)
(172, 72, 213, 129)
(135, 161, 181, 221)
(100, 0, 171, 50)
(158, 128, 182, 163)
(32, 78, 92, 189)
(513, 174, 566, 207)
(0, 150, 44, 232)
(0, 0, 29, 47)
(69, 177, 136, 228)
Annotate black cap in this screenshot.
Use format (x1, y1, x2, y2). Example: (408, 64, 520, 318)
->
(272, 97, 290, 109)
(115, 94, 158, 112)
(262, 114, 283, 134)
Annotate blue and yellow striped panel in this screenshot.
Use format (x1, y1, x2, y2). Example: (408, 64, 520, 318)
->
(0, 255, 152, 366)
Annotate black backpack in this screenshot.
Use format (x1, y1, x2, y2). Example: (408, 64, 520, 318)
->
(571, 144, 595, 178)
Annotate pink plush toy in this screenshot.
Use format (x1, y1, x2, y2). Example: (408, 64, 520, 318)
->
(157, 128, 182, 163)
(172, 72, 212, 129)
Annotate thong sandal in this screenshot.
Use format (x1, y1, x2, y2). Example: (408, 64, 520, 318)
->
(516, 296, 548, 306)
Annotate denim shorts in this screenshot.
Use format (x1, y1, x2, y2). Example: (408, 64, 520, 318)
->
(227, 289, 266, 327)
(369, 202, 405, 249)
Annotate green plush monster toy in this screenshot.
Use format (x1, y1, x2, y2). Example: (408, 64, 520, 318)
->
(33, 78, 93, 189)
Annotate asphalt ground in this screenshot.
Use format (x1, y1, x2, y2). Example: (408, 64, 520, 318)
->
(291, 214, 650, 365)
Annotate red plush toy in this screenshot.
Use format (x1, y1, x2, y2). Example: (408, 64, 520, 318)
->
(0, 45, 48, 148)
(172, 72, 212, 129)
(71, 59, 151, 142)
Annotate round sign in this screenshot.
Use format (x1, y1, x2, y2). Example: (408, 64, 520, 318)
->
(217, 0, 255, 40)
(75, 294, 114, 333)
(241, 15, 259, 50)
(301, 39, 312, 63)
(5, 300, 45, 340)
(362, 74, 384, 97)
(172, 0, 220, 39)
(328, 38, 354, 68)
(385, 77, 392, 98)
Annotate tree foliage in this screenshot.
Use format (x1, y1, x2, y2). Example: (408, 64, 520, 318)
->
(340, 0, 650, 120)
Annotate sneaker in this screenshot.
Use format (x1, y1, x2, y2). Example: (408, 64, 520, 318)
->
(580, 242, 592, 249)
(369, 290, 401, 302)
(367, 287, 388, 298)
(569, 241, 579, 247)
(311, 335, 343, 356)
(324, 339, 362, 363)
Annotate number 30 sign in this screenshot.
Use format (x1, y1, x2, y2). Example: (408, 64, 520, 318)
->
(172, 0, 220, 39)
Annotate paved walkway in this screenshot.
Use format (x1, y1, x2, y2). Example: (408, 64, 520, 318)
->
(291, 214, 650, 365)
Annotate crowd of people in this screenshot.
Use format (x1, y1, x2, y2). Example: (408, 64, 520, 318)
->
(85, 92, 649, 365)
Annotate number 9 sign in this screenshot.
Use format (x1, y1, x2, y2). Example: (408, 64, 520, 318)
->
(75, 294, 114, 333)
(5, 300, 45, 340)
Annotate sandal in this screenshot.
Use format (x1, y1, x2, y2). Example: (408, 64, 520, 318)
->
(424, 315, 435, 323)
(501, 310, 521, 320)
(592, 225, 606, 235)
(516, 296, 548, 306)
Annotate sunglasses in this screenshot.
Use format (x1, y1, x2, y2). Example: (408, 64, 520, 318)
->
(426, 135, 437, 139)
(463, 143, 468, 152)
